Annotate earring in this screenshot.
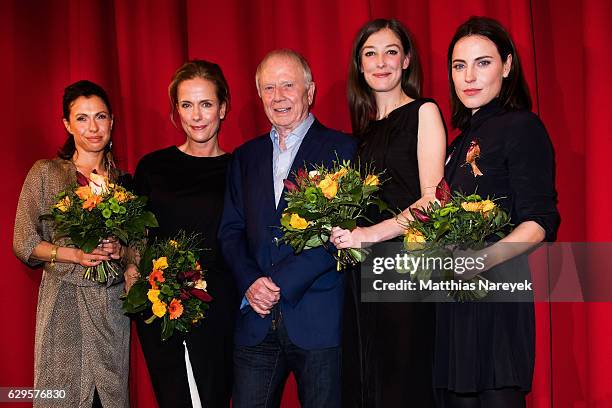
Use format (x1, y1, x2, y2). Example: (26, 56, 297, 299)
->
(109, 140, 113, 150)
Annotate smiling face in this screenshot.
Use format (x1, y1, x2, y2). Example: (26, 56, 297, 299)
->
(257, 55, 315, 135)
(176, 77, 226, 145)
(63, 96, 113, 155)
(451, 35, 512, 112)
(360, 28, 409, 93)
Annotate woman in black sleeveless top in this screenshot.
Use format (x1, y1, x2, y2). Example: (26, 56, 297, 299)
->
(331, 19, 446, 407)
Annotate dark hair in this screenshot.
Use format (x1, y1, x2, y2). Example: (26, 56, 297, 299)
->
(58, 80, 117, 176)
(448, 16, 532, 130)
(168, 60, 230, 126)
(348, 19, 422, 138)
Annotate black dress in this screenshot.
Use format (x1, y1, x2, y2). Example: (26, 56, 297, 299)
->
(435, 99, 560, 395)
(343, 99, 438, 407)
(133, 146, 238, 408)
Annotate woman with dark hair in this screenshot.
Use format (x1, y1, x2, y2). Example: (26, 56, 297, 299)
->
(13, 80, 129, 407)
(126, 60, 237, 407)
(435, 17, 559, 407)
(330, 18, 446, 407)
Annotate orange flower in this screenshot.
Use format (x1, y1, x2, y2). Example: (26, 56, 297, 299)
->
(82, 195, 102, 211)
(75, 186, 93, 200)
(148, 269, 165, 290)
(332, 167, 348, 180)
(168, 298, 184, 320)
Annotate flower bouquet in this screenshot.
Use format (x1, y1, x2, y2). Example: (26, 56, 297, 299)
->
(280, 160, 386, 269)
(404, 178, 511, 301)
(122, 233, 212, 341)
(41, 171, 158, 282)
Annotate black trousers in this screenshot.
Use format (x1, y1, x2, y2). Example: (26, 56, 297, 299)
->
(435, 388, 526, 408)
(92, 389, 102, 408)
(136, 318, 233, 408)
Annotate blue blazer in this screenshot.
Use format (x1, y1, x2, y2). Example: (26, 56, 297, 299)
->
(218, 120, 356, 349)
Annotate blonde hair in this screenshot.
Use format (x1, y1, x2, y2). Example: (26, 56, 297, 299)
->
(168, 60, 230, 125)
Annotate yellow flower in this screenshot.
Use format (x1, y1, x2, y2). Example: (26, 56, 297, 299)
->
(480, 200, 496, 213)
(152, 257, 169, 271)
(289, 213, 308, 230)
(318, 175, 338, 199)
(364, 174, 379, 186)
(169, 240, 179, 249)
(147, 289, 160, 303)
(332, 167, 348, 180)
(152, 301, 167, 318)
(195, 279, 207, 291)
(55, 196, 71, 212)
(113, 190, 128, 203)
(461, 200, 496, 213)
(461, 201, 482, 212)
(404, 228, 426, 243)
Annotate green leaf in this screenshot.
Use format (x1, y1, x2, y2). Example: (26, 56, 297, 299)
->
(337, 219, 357, 230)
(160, 285, 174, 296)
(122, 280, 149, 314)
(303, 234, 324, 249)
(349, 248, 366, 262)
(434, 222, 451, 242)
(373, 198, 388, 213)
(280, 213, 292, 229)
(141, 211, 159, 228)
(113, 228, 129, 244)
(139, 245, 155, 276)
(175, 320, 189, 332)
(81, 235, 101, 253)
(144, 314, 156, 324)
(161, 318, 175, 341)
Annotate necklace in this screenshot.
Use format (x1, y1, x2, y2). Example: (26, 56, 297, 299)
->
(71, 158, 105, 177)
(378, 94, 411, 120)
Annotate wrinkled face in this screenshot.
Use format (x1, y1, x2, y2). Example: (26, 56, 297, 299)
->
(177, 77, 226, 145)
(257, 55, 315, 133)
(360, 28, 410, 93)
(451, 35, 512, 112)
(63, 96, 113, 155)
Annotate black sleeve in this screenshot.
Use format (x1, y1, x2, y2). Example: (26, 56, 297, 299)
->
(132, 156, 152, 197)
(117, 172, 133, 190)
(504, 112, 560, 241)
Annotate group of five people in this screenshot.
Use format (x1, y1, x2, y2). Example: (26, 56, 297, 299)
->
(14, 16, 559, 408)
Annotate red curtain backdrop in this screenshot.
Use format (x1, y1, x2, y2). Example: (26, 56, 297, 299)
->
(2, 0, 611, 406)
